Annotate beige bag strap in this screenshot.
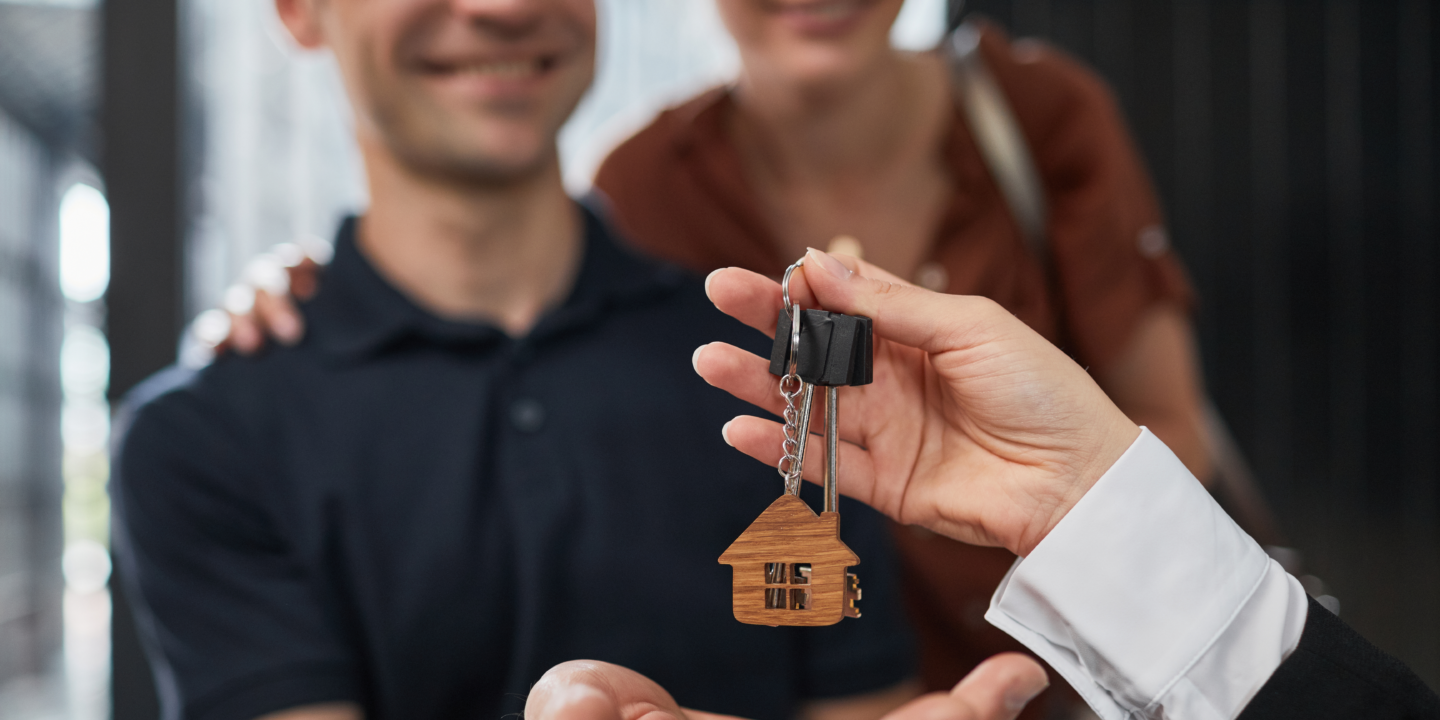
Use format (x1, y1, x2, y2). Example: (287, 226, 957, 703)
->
(943, 23, 1050, 265)
(943, 22, 1295, 552)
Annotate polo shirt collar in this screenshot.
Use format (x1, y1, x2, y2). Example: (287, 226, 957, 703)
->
(310, 203, 685, 361)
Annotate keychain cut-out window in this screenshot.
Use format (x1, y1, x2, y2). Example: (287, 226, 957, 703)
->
(792, 563, 811, 584)
(765, 587, 787, 609)
(765, 562, 787, 584)
(789, 589, 810, 610)
(763, 562, 813, 610)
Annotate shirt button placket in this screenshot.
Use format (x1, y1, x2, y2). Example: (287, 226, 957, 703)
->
(507, 341, 545, 434)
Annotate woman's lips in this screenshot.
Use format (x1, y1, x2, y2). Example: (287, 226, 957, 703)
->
(767, 0, 874, 36)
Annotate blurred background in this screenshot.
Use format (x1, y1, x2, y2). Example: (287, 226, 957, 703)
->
(0, 0, 1433, 717)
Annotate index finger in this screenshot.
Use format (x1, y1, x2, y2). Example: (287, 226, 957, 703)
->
(703, 267, 812, 339)
(704, 254, 906, 338)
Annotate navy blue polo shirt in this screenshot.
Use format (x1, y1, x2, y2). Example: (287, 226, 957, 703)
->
(112, 206, 914, 720)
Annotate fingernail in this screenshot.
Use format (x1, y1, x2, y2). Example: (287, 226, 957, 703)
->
(223, 284, 255, 314)
(273, 316, 301, 345)
(704, 268, 725, 300)
(245, 254, 290, 294)
(805, 248, 851, 280)
(191, 309, 232, 347)
(546, 684, 607, 720)
(559, 684, 605, 704)
(692, 344, 706, 373)
(721, 420, 735, 447)
(1003, 675, 1049, 712)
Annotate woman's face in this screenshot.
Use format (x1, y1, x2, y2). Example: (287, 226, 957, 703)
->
(716, 0, 908, 89)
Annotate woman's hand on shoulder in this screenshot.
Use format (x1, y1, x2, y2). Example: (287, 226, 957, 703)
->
(188, 241, 326, 358)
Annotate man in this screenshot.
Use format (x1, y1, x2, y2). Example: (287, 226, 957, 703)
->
(111, 2, 916, 719)
(523, 249, 1440, 720)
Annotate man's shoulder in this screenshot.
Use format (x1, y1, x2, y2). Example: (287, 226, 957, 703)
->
(114, 347, 316, 474)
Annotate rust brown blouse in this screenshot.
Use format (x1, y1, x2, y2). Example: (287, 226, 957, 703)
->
(594, 21, 1194, 708)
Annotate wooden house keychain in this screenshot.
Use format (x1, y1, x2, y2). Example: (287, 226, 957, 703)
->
(719, 258, 874, 627)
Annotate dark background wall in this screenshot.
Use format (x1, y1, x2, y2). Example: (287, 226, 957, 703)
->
(955, 0, 1439, 689)
(105, 0, 180, 716)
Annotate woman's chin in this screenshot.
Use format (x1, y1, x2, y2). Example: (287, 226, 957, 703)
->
(762, 43, 890, 92)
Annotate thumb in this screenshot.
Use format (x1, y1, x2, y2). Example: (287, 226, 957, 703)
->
(536, 685, 625, 720)
(801, 248, 1006, 355)
(526, 661, 688, 720)
(949, 653, 1050, 720)
(881, 654, 1050, 720)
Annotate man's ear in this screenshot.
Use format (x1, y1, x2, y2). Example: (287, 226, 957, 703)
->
(275, 0, 327, 49)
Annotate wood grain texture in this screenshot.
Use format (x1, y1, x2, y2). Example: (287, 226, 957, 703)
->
(719, 495, 860, 627)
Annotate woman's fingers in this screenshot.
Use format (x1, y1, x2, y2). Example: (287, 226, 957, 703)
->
(242, 251, 306, 346)
(704, 267, 819, 338)
(721, 415, 878, 504)
(254, 290, 304, 345)
(693, 342, 785, 416)
(286, 257, 323, 301)
(702, 253, 926, 342)
(228, 311, 263, 356)
(694, 343, 868, 437)
(799, 249, 1010, 356)
(189, 309, 233, 354)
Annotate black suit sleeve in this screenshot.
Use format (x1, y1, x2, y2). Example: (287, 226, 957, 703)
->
(1239, 596, 1440, 719)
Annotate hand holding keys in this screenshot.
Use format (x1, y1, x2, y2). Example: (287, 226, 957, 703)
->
(700, 248, 1139, 563)
(718, 257, 873, 627)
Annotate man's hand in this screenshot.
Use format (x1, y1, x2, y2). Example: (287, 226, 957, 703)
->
(695, 248, 1140, 557)
(524, 661, 734, 720)
(525, 656, 1047, 720)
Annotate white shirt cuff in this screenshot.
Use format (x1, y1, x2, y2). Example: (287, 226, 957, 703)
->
(984, 428, 1308, 720)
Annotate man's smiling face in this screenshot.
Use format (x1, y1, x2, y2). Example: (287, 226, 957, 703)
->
(278, 0, 596, 184)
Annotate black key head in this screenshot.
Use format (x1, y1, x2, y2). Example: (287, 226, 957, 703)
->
(769, 309, 873, 387)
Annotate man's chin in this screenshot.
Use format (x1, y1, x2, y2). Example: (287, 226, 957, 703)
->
(400, 139, 557, 188)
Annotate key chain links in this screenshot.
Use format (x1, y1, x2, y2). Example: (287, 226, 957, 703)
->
(777, 259, 810, 495)
(778, 303, 804, 493)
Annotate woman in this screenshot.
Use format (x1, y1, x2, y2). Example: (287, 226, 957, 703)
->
(590, 2, 1206, 712)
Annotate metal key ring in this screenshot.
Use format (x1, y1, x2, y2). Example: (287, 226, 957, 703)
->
(788, 303, 802, 374)
(781, 258, 804, 318)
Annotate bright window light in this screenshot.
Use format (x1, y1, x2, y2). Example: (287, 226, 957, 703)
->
(892, 0, 947, 51)
(59, 183, 110, 303)
(61, 325, 110, 399)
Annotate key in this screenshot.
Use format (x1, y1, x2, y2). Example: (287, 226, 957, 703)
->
(768, 309, 873, 387)
(720, 260, 872, 627)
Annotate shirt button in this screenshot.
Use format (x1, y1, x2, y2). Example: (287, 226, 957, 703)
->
(510, 398, 546, 433)
(1137, 225, 1171, 258)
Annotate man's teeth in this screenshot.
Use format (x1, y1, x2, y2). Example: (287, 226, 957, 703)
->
(792, 0, 861, 19)
(456, 60, 541, 78)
